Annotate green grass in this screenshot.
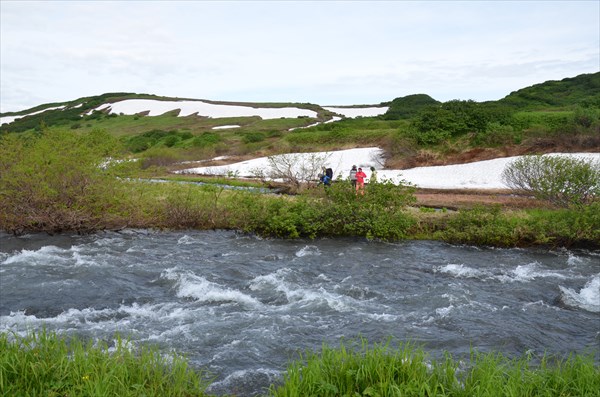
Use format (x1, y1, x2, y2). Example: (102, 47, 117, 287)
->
(157, 175, 267, 188)
(0, 329, 214, 397)
(3, 332, 598, 397)
(269, 339, 600, 397)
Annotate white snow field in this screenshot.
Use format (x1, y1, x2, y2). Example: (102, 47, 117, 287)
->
(88, 99, 318, 120)
(323, 106, 389, 118)
(212, 125, 240, 130)
(178, 147, 600, 190)
(0, 105, 65, 125)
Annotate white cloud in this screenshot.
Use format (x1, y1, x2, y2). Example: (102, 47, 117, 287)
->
(1, 0, 598, 113)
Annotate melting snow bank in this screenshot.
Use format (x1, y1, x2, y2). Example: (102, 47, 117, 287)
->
(324, 106, 389, 118)
(177, 147, 384, 180)
(0, 105, 66, 125)
(178, 148, 600, 190)
(88, 99, 318, 120)
(212, 125, 240, 130)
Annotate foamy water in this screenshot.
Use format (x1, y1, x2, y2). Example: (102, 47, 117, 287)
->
(1, 231, 598, 396)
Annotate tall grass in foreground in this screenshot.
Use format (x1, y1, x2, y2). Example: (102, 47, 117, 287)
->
(0, 330, 213, 397)
(268, 339, 600, 397)
(2, 331, 598, 396)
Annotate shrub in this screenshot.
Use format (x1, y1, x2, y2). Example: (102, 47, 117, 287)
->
(0, 129, 126, 234)
(473, 122, 522, 146)
(140, 147, 181, 169)
(160, 134, 180, 147)
(242, 132, 266, 143)
(192, 132, 221, 148)
(264, 152, 331, 193)
(502, 155, 600, 207)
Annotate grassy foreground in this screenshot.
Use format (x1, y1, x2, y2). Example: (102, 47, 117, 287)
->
(1, 331, 598, 397)
(0, 330, 212, 397)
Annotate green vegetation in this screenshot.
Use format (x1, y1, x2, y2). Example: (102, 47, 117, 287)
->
(0, 72, 598, 247)
(0, 129, 134, 234)
(269, 339, 599, 397)
(502, 155, 600, 207)
(1, 128, 598, 247)
(2, 72, 598, 166)
(423, 204, 600, 248)
(0, 330, 212, 397)
(499, 72, 600, 109)
(381, 93, 440, 120)
(3, 331, 598, 397)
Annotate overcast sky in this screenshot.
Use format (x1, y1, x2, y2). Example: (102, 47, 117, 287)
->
(1, 0, 598, 113)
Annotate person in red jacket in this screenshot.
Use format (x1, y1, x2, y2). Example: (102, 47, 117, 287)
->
(355, 167, 367, 195)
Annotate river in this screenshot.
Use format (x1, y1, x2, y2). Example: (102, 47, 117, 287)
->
(1, 230, 598, 396)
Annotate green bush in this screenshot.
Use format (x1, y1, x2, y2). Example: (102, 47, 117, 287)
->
(473, 122, 521, 146)
(192, 132, 222, 148)
(433, 204, 600, 248)
(124, 129, 192, 153)
(242, 132, 266, 143)
(226, 179, 416, 240)
(436, 205, 520, 246)
(0, 129, 127, 234)
(502, 155, 600, 207)
(382, 94, 440, 120)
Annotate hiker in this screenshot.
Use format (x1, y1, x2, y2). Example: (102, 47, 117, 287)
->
(319, 172, 331, 186)
(319, 167, 333, 187)
(355, 167, 367, 195)
(369, 166, 378, 184)
(349, 165, 357, 189)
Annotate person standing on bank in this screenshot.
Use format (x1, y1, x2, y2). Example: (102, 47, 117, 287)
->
(355, 167, 367, 195)
(370, 166, 377, 184)
(349, 165, 357, 189)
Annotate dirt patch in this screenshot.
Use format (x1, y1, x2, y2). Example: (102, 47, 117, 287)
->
(388, 138, 600, 169)
(414, 188, 550, 210)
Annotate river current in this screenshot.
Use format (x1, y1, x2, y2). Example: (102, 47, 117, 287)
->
(1, 230, 599, 396)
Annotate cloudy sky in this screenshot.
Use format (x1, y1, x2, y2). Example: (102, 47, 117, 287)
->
(1, 0, 598, 113)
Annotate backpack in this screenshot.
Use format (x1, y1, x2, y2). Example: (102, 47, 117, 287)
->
(325, 168, 333, 179)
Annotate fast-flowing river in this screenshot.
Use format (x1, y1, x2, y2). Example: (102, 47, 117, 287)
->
(1, 230, 599, 396)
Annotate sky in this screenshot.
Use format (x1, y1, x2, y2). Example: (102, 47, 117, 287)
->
(1, 0, 599, 113)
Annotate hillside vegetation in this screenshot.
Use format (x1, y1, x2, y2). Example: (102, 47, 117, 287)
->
(1, 72, 599, 246)
(1, 72, 598, 170)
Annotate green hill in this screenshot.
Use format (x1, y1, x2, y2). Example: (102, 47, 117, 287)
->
(499, 72, 600, 109)
(1, 72, 598, 168)
(382, 94, 440, 120)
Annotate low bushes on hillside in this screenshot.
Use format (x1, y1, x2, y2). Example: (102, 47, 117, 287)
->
(0, 129, 131, 234)
(502, 155, 600, 208)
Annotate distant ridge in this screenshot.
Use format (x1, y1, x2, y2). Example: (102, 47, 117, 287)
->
(499, 72, 600, 108)
(1, 72, 598, 133)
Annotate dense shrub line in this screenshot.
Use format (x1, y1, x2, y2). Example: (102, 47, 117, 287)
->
(422, 204, 600, 248)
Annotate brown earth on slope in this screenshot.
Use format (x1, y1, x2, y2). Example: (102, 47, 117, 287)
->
(413, 188, 550, 210)
(386, 135, 600, 169)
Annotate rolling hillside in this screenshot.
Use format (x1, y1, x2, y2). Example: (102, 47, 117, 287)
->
(1, 72, 598, 168)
